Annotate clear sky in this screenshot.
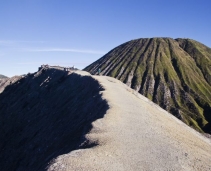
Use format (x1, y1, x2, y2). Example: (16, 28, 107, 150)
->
(1, 0, 211, 77)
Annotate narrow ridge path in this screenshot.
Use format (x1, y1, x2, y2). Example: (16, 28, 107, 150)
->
(48, 72, 211, 171)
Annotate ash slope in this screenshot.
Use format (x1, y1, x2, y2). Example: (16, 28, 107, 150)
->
(48, 74, 211, 171)
(0, 68, 108, 171)
(84, 38, 211, 134)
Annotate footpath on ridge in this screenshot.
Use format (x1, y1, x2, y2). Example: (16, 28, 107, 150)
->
(48, 70, 211, 171)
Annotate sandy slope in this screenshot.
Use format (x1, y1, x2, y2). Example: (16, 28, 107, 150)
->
(48, 71, 211, 171)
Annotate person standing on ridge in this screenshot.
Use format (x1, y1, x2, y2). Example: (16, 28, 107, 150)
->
(98, 68, 101, 75)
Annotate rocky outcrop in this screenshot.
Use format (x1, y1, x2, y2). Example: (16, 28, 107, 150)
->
(84, 38, 211, 134)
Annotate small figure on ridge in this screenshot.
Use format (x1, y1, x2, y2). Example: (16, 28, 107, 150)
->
(98, 68, 101, 76)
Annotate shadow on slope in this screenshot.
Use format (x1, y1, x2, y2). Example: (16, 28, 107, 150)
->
(203, 105, 211, 134)
(0, 68, 108, 171)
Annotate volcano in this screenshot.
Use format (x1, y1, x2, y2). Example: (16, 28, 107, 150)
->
(84, 38, 211, 134)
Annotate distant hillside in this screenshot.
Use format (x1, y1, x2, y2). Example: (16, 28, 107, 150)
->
(84, 37, 211, 134)
(0, 74, 8, 79)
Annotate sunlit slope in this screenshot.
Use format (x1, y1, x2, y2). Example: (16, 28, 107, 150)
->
(84, 38, 211, 134)
(49, 75, 211, 171)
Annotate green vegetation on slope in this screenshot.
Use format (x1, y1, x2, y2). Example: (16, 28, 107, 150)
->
(84, 37, 211, 134)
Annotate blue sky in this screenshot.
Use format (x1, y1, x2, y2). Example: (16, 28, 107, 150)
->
(1, 0, 211, 77)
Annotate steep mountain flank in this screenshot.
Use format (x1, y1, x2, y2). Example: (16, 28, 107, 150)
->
(0, 68, 108, 170)
(84, 38, 211, 134)
(176, 38, 211, 85)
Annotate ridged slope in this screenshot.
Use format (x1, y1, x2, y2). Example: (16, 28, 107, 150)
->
(84, 38, 211, 134)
